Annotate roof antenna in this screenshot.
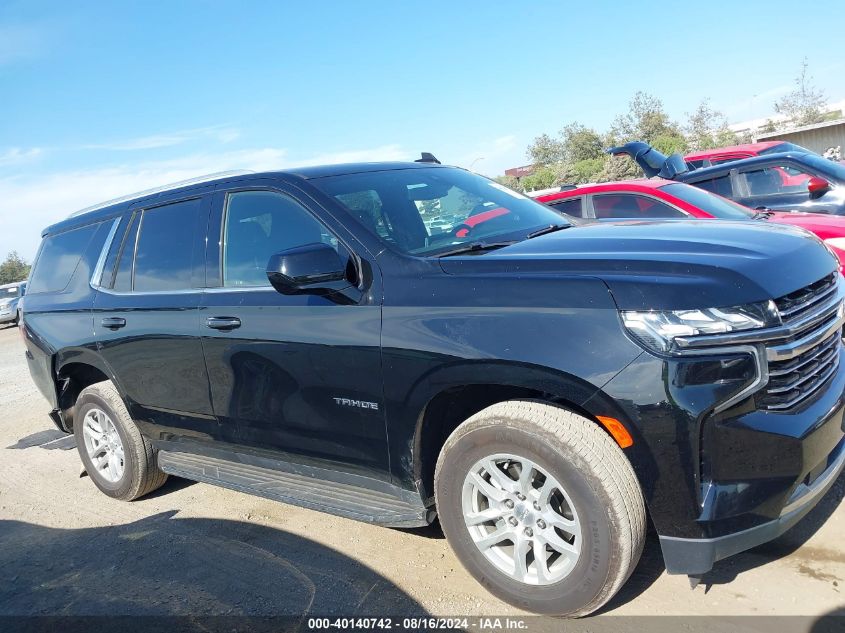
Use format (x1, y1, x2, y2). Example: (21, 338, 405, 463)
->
(415, 152, 441, 164)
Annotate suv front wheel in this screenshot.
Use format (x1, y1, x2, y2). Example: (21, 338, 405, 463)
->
(434, 401, 645, 616)
(74, 380, 167, 501)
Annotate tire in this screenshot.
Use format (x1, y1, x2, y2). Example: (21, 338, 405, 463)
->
(74, 380, 167, 500)
(434, 400, 645, 617)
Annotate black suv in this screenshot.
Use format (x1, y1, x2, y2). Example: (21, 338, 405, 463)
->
(22, 162, 845, 616)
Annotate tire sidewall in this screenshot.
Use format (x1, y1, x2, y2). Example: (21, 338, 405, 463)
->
(436, 422, 616, 615)
(74, 391, 137, 499)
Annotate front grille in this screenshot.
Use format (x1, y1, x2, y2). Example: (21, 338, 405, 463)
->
(774, 272, 837, 323)
(759, 274, 843, 411)
(759, 331, 841, 410)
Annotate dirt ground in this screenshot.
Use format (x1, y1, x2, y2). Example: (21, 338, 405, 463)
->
(0, 324, 843, 631)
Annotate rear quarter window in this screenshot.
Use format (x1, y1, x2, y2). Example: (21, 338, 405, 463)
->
(28, 223, 99, 294)
(547, 197, 584, 218)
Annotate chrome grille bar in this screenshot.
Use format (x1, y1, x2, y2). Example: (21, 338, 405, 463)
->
(759, 273, 845, 411)
(759, 354, 840, 411)
(778, 283, 838, 321)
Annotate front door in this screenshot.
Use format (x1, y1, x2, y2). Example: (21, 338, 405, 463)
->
(735, 160, 820, 212)
(199, 183, 388, 475)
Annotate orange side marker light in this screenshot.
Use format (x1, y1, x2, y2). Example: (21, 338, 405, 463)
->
(596, 416, 633, 449)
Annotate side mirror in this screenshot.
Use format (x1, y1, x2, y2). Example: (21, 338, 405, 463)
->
(266, 242, 350, 296)
(808, 176, 831, 198)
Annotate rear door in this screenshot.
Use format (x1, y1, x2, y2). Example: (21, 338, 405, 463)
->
(92, 193, 217, 440)
(199, 180, 389, 474)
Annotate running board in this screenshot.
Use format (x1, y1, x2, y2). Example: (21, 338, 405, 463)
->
(157, 450, 432, 528)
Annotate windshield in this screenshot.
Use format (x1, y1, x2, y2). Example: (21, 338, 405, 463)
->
(660, 183, 754, 219)
(311, 167, 568, 256)
(2, 285, 22, 298)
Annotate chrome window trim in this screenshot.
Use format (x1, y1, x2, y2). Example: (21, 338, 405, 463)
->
(89, 218, 122, 289)
(94, 287, 203, 297)
(203, 286, 274, 293)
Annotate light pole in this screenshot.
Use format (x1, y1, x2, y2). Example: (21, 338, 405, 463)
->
(469, 157, 485, 171)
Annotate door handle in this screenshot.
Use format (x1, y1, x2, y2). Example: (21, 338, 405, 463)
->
(206, 316, 241, 331)
(101, 317, 126, 330)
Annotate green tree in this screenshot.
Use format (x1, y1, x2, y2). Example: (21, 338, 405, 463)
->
(520, 166, 559, 192)
(494, 175, 523, 192)
(556, 158, 605, 184)
(560, 123, 604, 162)
(684, 99, 737, 151)
(0, 252, 30, 285)
(526, 133, 565, 167)
(774, 58, 827, 127)
(609, 91, 684, 145)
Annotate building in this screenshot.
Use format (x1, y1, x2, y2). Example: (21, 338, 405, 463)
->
(504, 165, 534, 179)
(755, 117, 845, 157)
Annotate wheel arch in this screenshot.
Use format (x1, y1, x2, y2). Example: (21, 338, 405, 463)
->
(53, 348, 122, 432)
(408, 361, 638, 501)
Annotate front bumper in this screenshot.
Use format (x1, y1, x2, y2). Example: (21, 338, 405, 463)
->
(0, 307, 15, 323)
(660, 435, 845, 575)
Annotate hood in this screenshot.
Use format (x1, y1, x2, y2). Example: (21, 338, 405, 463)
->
(766, 211, 845, 240)
(439, 220, 838, 311)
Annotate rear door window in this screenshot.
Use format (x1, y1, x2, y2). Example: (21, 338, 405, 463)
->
(689, 173, 734, 198)
(547, 197, 584, 218)
(592, 194, 685, 219)
(28, 223, 99, 294)
(132, 198, 202, 292)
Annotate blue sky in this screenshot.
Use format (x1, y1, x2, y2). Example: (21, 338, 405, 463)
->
(2, 0, 845, 259)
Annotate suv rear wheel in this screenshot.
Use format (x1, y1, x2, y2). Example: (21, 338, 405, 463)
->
(434, 401, 645, 616)
(74, 380, 167, 500)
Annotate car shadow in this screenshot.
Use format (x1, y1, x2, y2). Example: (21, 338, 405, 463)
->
(0, 512, 430, 623)
(7, 428, 69, 450)
(597, 468, 845, 610)
(812, 607, 845, 633)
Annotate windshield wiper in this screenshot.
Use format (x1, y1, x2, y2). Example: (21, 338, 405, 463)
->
(436, 241, 516, 257)
(527, 223, 571, 239)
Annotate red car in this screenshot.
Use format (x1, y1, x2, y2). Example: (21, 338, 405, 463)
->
(532, 179, 845, 271)
(685, 141, 811, 168)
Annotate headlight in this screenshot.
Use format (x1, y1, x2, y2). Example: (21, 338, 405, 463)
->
(621, 301, 780, 354)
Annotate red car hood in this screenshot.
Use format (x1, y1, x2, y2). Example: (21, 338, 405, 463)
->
(766, 212, 845, 272)
(766, 211, 845, 240)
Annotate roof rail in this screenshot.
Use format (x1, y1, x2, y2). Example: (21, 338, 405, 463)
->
(67, 170, 255, 218)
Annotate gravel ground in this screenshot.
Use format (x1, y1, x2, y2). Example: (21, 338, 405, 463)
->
(0, 324, 843, 631)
